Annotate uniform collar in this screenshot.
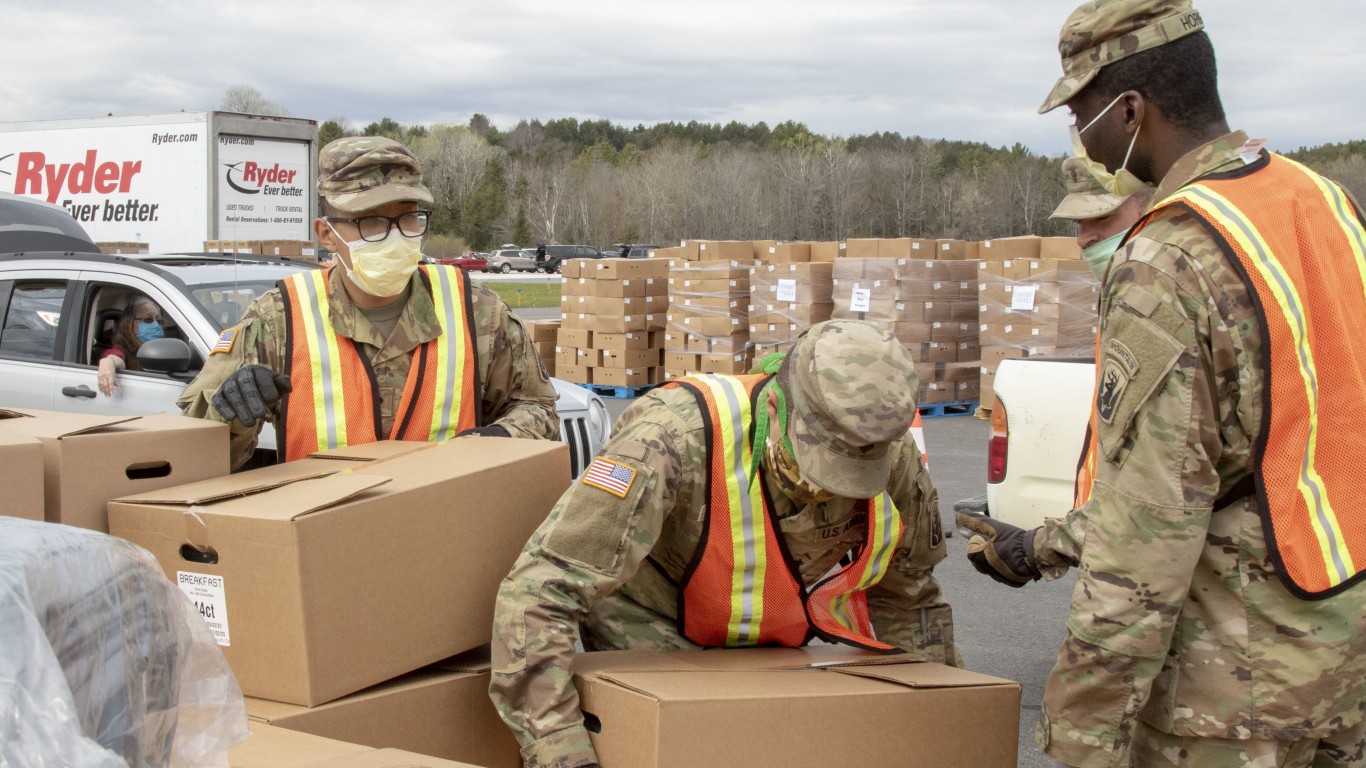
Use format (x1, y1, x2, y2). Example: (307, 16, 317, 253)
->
(1154, 129, 1253, 203)
(324, 265, 441, 352)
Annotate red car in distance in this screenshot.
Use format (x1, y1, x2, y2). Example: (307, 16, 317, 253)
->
(432, 252, 488, 271)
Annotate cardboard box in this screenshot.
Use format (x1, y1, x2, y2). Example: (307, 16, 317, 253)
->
(230, 723, 372, 767)
(525, 320, 560, 343)
(591, 278, 647, 299)
(763, 242, 811, 263)
(978, 236, 1042, 261)
(0, 409, 228, 532)
(558, 328, 592, 348)
(555, 346, 579, 368)
(935, 239, 968, 260)
(0, 431, 44, 521)
(695, 240, 753, 261)
(575, 646, 1019, 768)
(809, 241, 841, 262)
(594, 367, 653, 387)
(558, 363, 591, 383)
(304, 751, 483, 767)
(247, 648, 520, 768)
(842, 238, 883, 259)
(878, 238, 937, 259)
(591, 313, 650, 334)
(593, 331, 652, 351)
(601, 348, 657, 369)
(1039, 236, 1083, 260)
(109, 439, 570, 706)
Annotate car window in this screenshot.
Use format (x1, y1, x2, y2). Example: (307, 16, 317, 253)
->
(82, 282, 201, 369)
(0, 281, 66, 360)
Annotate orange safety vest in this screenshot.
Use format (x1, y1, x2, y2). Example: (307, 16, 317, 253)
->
(668, 373, 904, 651)
(278, 264, 479, 462)
(1075, 152, 1366, 599)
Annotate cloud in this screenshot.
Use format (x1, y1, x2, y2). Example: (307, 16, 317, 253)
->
(1, 0, 1361, 154)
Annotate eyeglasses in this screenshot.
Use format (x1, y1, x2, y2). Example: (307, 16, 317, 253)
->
(135, 313, 162, 324)
(327, 210, 431, 243)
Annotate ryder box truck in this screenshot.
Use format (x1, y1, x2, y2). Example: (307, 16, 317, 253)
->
(0, 112, 318, 253)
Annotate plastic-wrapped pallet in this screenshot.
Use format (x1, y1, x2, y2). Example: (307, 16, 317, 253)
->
(748, 262, 834, 358)
(976, 237, 1098, 405)
(665, 260, 751, 376)
(894, 258, 981, 405)
(0, 517, 246, 767)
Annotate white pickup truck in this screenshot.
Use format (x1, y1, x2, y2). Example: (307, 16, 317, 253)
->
(971, 356, 1095, 529)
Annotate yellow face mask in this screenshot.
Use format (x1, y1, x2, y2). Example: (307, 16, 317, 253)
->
(1070, 91, 1149, 198)
(765, 437, 837, 505)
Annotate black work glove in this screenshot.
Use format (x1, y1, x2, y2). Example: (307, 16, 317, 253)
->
(956, 510, 1043, 587)
(456, 424, 510, 438)
(212, 364, 291, 429)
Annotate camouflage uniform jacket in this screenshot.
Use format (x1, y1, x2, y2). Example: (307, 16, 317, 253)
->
(177, 265, 559, 468)
(1035, 131, 1366, 768)
(490, 383, 954, 768)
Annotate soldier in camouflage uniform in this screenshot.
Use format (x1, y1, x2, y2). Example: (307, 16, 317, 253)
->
(958, 2, 1366, 766)
(178, 136, 558, 469)
(491, 320, 955, 768)
(1051, 156, 1155, 280)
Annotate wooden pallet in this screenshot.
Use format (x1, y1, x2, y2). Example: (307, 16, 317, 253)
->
(576, 382, 660, 399)
(916, 400, 979, 418)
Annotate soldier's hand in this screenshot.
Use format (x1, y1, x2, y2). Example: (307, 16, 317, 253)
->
(212, 364, 291, 428)
(456, 425, 510, 438)
(956, 510, 1043, 587)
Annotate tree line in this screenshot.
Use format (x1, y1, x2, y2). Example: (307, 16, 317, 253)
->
(299, 105, 1366, 255)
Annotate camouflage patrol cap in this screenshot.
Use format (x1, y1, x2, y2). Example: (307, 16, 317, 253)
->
(1039, 0, 1205, 114)
(1050, 156, 1129, 220)
(778, 320, 919, 499)
(317, 136, 434, 213)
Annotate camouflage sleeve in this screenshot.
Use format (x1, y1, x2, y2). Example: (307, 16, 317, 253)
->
(1035, 505, 1087, 580)
(1039, 239, 1224, 768)
(868, 437, 960, 666)
(176, 291, 288, 470)
(489, 392, 694, 768)
(471, 286, 560, 440)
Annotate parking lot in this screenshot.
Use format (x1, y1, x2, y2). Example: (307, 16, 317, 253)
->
(565, 365, 1076, 768)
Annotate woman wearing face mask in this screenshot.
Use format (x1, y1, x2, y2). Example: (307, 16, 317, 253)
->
(97, 297, 165, 396)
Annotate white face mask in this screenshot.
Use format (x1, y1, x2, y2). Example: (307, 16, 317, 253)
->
(1082, 231, 1126, 281)
(328, 223, 423, 298)
(1070, 92, 1149, 198)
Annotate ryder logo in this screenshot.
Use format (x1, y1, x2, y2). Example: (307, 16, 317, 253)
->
(223, 161, 298, 195)
(6, 150, 143, 203)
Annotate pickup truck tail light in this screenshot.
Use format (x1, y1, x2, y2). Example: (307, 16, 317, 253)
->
(987, 395, 1008, 484)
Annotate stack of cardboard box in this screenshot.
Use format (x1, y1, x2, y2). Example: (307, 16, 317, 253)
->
(96, 241, 149, 255)
(556, 258, 669, 387)
(895, 253, 981, 405)
(976, 236, 1099, 405)
(202, 239, 318, 258)
(110, 438, 572, 767)
(524, 319, 560, 378)
(747, 242, 837, 359)
(663, 259, 752, 377)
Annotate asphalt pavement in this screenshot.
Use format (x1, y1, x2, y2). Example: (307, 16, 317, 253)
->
(514, 305, 1076, 767)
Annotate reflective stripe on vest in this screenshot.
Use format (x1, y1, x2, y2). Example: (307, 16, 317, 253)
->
(280, 265, 477, 461)
(1093, 153, 1366, 598)
(670, 373, 902, 651)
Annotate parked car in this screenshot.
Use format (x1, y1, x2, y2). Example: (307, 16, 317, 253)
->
(0, 207, 611, 475)
(610, 243, 665, 259)
(486, 248, 539, 274)
(976, 356, 1095, 529)
(435, 252, 488, 271)
(535, 244, 607, 274)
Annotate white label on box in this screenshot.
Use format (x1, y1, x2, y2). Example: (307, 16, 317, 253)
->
(912, 242, 922, 250)
(178, 571, 231, 646)
(1012, 285, 1038, 311)
(777, 279, 798, 302)
(302, 248, 316, 256)
(850, 288, 872, 313)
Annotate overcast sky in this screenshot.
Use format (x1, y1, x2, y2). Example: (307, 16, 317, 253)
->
(4, 0, 1360, 156)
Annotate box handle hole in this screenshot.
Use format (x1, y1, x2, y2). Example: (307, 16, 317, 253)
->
(582, 712, 602, 734)
(126, 461, 172, 480)
(179, 544, 219, 564)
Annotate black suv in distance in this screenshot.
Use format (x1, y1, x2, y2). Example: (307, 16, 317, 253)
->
(535, 244, 607, 274)
(610, 244, 665, 259)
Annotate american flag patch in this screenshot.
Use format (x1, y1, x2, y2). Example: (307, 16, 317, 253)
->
(581, 457, 637, 498)
(211, 328, 238, 355)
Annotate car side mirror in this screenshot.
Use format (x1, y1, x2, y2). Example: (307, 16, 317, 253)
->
(137, 337, 195, 379)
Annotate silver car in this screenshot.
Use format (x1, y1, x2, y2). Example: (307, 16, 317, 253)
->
(0, 198, 609, 474)
(486, 248, 539, 274)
